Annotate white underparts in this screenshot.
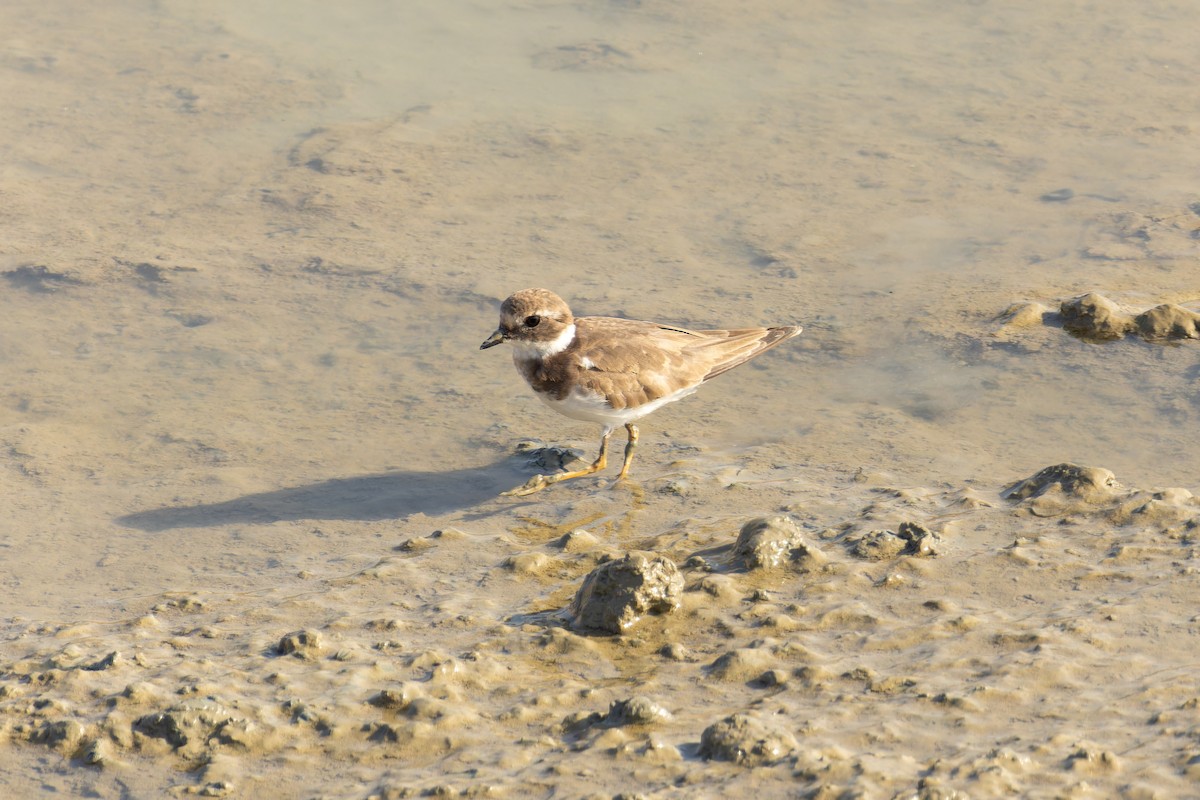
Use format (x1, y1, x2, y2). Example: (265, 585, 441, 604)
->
(539, 382, 700, 428)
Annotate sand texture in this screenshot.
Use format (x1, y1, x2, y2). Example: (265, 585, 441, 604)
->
(2, 0, 1200, 797)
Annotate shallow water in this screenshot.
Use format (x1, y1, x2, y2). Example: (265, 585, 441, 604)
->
(2, 0, 1199, 796)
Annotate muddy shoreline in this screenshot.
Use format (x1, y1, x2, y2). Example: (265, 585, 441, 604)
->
(3, 0, 1199, 796)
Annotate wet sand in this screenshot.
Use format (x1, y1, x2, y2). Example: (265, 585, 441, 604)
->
(2, 0, 1199, 797)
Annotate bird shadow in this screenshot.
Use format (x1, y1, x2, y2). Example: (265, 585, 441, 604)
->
(117, 456, 522, 532)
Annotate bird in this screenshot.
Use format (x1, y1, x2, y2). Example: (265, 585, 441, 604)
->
(481, 288, 801, 496)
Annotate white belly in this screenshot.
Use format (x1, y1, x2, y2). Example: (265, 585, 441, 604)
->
(537, 384, 698, 431)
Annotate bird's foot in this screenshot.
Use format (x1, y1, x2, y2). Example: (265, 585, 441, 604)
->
(501, 474, 554, 497)
(608, 474, 644, 497)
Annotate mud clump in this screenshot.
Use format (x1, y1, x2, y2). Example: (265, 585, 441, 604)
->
(734, 516, 827, 570)
(1060, 293, 1136, 340)
(897, 521, 939, 556)
(1110, 488, 1200, 527)
(133, 699, 251, 756)
(1003, 464, 1119, 504)
(851, 530, 905, 560)
(563, 695, 672, 735)
(850, 522, 940, 560)
(1135, 303, 1200, 340)
(276, 630, 324, 660)
(998, 301, 1052, 330)
(514, 441, 583, 472)
(32, 719, 86, 752)
(569, 552, 683, 634)
(706, 648, 778, 683)
(1060, 293, 1200, 341)
(604, 695, 671, 726)
(1003, 463, 1123, 517)
(698, 713, 798, 764)
(82, 652, 121, 672)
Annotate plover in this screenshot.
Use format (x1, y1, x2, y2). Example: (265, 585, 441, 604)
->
(482, 288, 801, 496)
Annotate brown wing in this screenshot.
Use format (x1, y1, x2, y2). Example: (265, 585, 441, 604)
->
(572, 316, 800, 410)
(690, 325, 802, 380)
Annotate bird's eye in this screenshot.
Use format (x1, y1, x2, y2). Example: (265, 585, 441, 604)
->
(524, 315, 540, 328)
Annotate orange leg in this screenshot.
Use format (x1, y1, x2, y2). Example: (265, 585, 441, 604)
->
(615, 423, 639, 480)
(502, 428, 614, 497)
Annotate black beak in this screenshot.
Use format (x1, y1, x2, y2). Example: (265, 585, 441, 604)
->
(480, 329, 506, 350)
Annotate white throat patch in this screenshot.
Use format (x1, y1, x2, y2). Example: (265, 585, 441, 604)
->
(512, 323, 576, 361)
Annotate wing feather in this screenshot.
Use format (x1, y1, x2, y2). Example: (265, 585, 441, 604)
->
(570, 316, 800, 410)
